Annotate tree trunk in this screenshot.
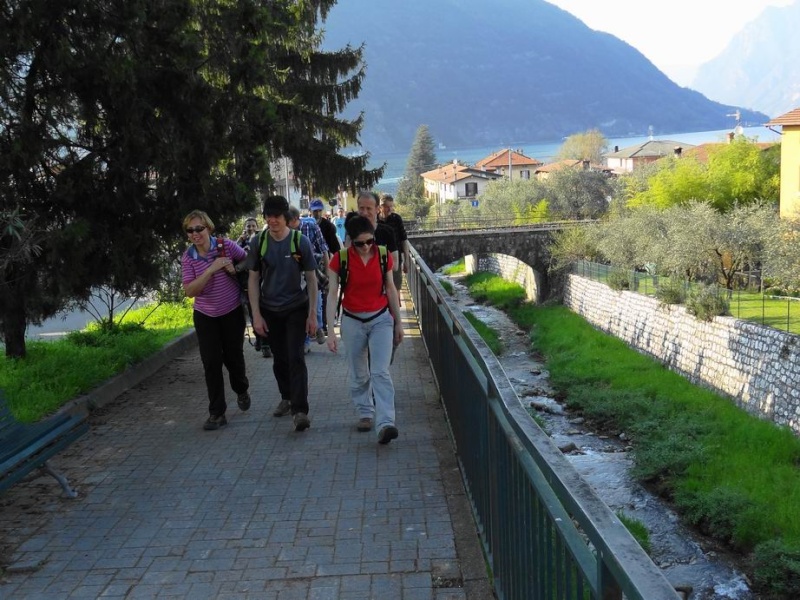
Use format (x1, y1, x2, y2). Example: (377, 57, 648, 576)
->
(3, 290, 27, 358)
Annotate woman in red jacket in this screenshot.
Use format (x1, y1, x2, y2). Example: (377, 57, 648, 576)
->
(325, 215, 403, 444)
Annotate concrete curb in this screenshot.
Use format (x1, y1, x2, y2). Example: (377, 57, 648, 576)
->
(61, 329, 197, 418)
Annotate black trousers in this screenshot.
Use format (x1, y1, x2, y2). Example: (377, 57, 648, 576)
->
(193, 305, 249, 417)
(262, 301, 310, 415)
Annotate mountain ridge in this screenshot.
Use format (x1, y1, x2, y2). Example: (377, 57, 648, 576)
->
(691, 1, 800, 118)
(320, 0, 767, 153)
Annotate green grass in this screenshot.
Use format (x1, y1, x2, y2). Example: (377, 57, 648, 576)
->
(464, 312, 503, 355)
(1, 301, 194, 423)
(464, 272, 800, 596)
(463, 272, 526, 309)
(439, 279, 454, 295)
(441, 258, 466, 275)
(617, 511, 652, 555)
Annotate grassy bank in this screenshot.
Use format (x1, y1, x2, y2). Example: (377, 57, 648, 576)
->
(462, 272, 800, 598)
(1, 301, 194, 423)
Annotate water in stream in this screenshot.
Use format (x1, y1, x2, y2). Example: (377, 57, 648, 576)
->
(438, 272, 753, 600)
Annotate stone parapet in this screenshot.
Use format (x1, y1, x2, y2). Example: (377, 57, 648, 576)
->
(564, 274, 800, 434)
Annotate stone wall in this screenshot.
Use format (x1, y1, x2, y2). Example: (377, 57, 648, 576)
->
(564, 274, 800, 434)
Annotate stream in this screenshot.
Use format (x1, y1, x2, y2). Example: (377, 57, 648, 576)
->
(438, 272, 753, 600)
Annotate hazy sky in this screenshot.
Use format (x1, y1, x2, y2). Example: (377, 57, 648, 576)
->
(547, 0, 795, 85)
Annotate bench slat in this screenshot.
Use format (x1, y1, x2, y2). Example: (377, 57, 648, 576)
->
(0, 392, 89, 496)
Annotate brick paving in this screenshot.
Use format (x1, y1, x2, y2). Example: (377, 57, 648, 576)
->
(0, 294, 492, 599)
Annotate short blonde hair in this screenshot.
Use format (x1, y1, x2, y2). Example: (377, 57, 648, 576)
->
(182, 210, 214, 232)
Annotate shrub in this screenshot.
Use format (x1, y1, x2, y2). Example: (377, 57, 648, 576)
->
(606, 268, 631, 291)
(685, 283, 729, 321)
(439, 279, 454, 295)
(655, 279, 686, 305)
(750, 540, 800, 599)
(678, 486, 752, 549)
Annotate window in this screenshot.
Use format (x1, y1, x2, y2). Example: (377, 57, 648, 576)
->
(465, 182, 478, 197)
(520, 170, 530, 180)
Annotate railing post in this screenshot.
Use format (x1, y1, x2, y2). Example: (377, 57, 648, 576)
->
(599, 560, 622, 600)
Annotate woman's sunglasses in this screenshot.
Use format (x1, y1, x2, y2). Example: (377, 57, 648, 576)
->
(186, 226, 207, 234)
(353, 238, 375, 248)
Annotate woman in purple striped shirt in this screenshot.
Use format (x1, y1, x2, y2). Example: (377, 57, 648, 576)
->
(181, 210, 251, 431)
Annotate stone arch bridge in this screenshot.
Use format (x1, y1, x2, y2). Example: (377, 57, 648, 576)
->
(408, 223, 574, 302)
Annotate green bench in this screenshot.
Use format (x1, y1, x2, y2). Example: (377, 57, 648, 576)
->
(0, 392, 89, 498)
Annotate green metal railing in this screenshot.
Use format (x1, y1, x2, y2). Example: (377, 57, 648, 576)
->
(572, 260, 800, 335)
(407, 247, 679, 600)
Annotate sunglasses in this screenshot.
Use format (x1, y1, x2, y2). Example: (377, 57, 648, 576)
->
(185, 225, 207, 234)
(353, 238, 375, 248)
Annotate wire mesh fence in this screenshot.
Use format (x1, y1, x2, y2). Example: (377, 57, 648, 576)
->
(572, 260, 800, 335)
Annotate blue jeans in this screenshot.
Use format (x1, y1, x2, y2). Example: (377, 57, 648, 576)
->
(340, 310, 396, 433)
(305, 290, 323, 345)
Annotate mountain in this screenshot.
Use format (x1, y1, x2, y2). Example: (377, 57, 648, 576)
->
(691, 1, 800, 119)
(320, 0, 767, 154)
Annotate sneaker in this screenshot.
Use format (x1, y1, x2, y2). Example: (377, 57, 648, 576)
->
(237, 392, 251, 411)
(356, 417, 373, 432)
(293, 412, 311, 432)
(203, 414, 227, 431)
(304, 343, 311, 354)
(262, 345, 273, 358)
(254, 339, 262, 351)
(377, 425, 398, 445)
(272, 399, 291, 417)
(315, 328, 326, 344)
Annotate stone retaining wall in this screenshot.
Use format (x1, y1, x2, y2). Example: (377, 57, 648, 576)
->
(564, 274, 800, 434)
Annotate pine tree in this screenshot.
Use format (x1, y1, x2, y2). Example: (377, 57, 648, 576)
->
(0, 0, 382, 357)
(396, 125, 437, 214)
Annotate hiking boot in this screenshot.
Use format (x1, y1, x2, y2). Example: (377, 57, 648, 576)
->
(272, 399, 291, 417)
(315, 328, 326, 344)
(237, 392, 251, 411)
(377, 425, 398, 445)
(356, 417, 373, 432)
(203, 414, 227, 431)
(262, 345, 273, 358)
(293, 412, 311, 432)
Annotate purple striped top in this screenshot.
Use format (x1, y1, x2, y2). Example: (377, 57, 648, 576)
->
(182, 237, 247, 317)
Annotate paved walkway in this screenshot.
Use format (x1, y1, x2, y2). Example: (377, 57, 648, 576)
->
(0, 294, 492, 599)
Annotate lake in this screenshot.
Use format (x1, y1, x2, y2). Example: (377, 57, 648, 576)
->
(368, 126, 780, 195)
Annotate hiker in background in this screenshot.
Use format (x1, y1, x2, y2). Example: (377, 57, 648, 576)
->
(333, 206, 347, 243)
(326, 215, 403, 444)
(288, 206, 329, 353)
(378, 194, 410, 305)
(181, 209, 251, 431)
(247, 196, 318, 432)
(309, 198, 341, 338)
(237, 217, 271, 358)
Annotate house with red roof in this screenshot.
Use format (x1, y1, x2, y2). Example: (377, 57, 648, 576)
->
(421, 160, 502, 203)
(474, 148, 543, 180)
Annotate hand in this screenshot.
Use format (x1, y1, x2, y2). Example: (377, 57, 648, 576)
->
(253, 315, 268, 337)
(327, 335, 338, 353)
(306, 314, 318, 337)
(402, 262, 408, 274)
(393, 322, 404, 346)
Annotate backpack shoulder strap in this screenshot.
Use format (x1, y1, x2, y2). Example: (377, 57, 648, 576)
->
(378, 245, 388, 295)
(336, 247, 349, 314)
(290, 229, 301, 254)
(259, 230, 268, 259)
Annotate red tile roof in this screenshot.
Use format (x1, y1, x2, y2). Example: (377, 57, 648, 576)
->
(421, 163, 502, 184)
(475, 148, 543, 169)
(767, 108, 800, 126)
